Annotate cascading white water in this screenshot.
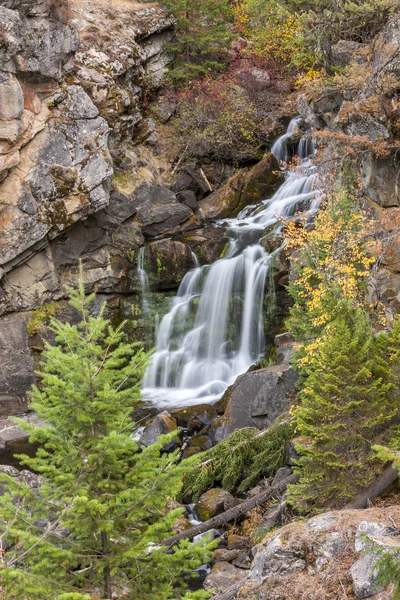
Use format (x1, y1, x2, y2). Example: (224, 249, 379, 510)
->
(142, 119, 320, 407)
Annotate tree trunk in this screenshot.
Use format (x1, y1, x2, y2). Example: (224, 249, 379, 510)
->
(345, 466, 398, 509)
(101, 532, 112, 599)
(163, 474, 298, 548)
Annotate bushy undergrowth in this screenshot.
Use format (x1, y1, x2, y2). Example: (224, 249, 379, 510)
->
(181, 415, 294, 501)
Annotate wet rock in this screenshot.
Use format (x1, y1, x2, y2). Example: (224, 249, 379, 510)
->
(171, 517, 192, 533)
(171, 404, 217, 427)
(146, 239, 195, 290)
(178, 227, 228, 265)
(203, 561, 247, 593)
(211, 364, 297, 441)
(131, 182, 193, 237)
(139, 411, 178, 449)
(195, 488, 236, 522)
(198, 154, 282, 220)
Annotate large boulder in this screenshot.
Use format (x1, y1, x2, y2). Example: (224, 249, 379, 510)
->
(131, 182, 194, 237)
(198, 154, 283, 220)
(238, 507, 400, 600)
(209, 364, 297, 442)
(204, 561, 247, 594)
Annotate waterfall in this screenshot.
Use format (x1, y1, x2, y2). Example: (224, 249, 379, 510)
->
(142, 120, 319, 407)
(271, 117, 314, 164)
(137, 247, 154, 350)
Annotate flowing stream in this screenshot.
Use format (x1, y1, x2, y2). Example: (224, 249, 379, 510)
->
(141, 119, 319, 407)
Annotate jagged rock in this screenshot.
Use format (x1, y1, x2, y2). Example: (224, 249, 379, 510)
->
(275, 332, 294, 364)
(204, 561, 247, 593)
(331, 40, 371, 67)
(361, 154, 400, 207)
(195, 488, 236, 521)
(373, 13, 400, 81)
(0, 84, 112, 269)
(298, 88, 344, 130)
(172, 165, 211, 200)
(131, 182, 193, 237)
(198, 153, 283, 220)
(351, 552, 384, 599)
(209, 364, 297, 442)
(0, 465, 44, 495)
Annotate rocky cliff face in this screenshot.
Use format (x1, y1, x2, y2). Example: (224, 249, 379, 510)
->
(0, 0, 176, 413)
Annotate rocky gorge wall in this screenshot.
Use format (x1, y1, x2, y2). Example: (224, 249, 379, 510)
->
(298, 16, 400, 321)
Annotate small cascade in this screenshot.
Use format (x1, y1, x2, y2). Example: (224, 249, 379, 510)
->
(137, 247, 154, 350)
(271, 117, 314, 164)
(142, 119, 319, 407)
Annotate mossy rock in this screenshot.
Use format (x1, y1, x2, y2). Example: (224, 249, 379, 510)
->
(195, 488, 236, 522)
(171, 404, 217, 427)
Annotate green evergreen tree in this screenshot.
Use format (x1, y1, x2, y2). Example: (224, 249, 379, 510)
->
(0, 277, 211, 600)
(163, 0, 233, 83)
(288, 301, 396, 511)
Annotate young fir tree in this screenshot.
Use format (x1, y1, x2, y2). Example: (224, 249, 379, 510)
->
(287, 300, 396, 511)
(163, 0, 233, 83)
(0, 277, 211, 600)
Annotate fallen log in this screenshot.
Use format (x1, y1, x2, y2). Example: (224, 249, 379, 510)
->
(163, 474, 298, 548)
(345, 466, 398, 509)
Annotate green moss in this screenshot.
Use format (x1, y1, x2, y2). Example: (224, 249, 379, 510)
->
(27, 303, 57, 337)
